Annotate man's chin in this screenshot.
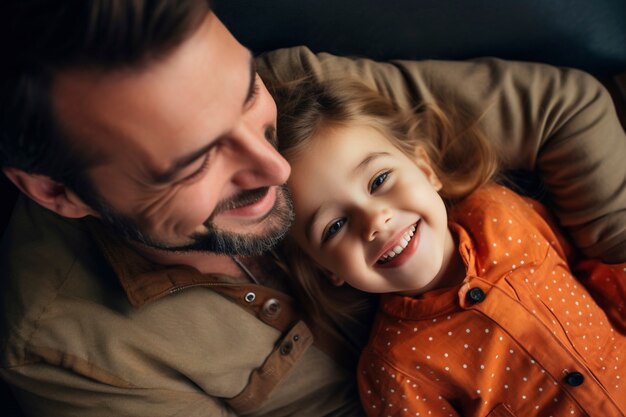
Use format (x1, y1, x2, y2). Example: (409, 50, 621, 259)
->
(98, 185, 294, 256)
(147, 185, 294, 256)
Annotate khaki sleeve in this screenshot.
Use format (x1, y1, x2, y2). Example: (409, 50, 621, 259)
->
(257, 46, 626, 263)
(1, 364, 238, 417)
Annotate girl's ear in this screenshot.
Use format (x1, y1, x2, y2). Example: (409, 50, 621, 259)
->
(328, 273, 345, 287)
(414, 146, 443, 191)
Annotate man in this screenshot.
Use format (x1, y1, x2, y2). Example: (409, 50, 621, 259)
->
(1, 1, 625, 416)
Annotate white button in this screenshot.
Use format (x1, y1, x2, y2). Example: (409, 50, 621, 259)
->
(261, 298, 281, 320)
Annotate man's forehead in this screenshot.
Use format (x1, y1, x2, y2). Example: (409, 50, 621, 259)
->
(51, 13, 256, 178)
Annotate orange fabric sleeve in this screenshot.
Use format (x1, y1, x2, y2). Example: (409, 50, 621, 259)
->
(575, 260, 626, 334)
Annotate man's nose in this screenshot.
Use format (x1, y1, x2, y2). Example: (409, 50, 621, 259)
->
(362, 206, 393, 242)
(227, 123, 291, 188)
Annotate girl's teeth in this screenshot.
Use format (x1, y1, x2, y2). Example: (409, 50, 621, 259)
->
(377, 223, 418, 264)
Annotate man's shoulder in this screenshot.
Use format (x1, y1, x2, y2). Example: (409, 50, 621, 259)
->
(1, 195, 109, 295)
(256, 46, 320, 84)
(0, 197, 118, 363)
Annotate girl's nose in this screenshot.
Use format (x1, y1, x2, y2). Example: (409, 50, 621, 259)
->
(363, 207, 393, 241)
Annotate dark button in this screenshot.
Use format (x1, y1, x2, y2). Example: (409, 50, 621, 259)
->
(466, 287, 486, 304)
(280, 341, 293, 355)
(564, 372, 584, 386)
(261, 298, 281, 320)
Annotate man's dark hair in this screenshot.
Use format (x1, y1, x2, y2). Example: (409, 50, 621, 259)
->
(0, 0, 211, 200)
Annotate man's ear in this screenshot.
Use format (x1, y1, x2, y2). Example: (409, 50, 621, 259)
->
(3, 167, 98, 218)
(414, 146, 443, 191)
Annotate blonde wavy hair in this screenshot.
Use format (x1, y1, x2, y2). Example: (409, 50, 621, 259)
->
(270, 78, 500, 351)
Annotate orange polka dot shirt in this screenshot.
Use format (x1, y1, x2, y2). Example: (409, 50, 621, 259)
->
(358, 184, 626, 417)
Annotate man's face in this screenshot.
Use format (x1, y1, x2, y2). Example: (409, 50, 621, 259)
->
(51, 13, 293, 255)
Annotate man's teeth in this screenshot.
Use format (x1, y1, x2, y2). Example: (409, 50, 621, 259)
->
(377, 224, 417, 264)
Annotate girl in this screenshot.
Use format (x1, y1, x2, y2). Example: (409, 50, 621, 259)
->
(273, 79, 626, 417)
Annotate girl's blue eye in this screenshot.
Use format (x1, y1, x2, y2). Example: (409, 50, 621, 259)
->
(370, 171, 389, 193)
(322, 218, 346, 242)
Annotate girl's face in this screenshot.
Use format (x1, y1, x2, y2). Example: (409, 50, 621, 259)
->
(287, 124, 458, 296)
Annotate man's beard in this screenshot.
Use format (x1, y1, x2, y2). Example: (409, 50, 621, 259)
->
(94, 185, 294, 256)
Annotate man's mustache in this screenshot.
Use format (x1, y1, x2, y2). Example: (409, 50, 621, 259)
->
(211, 187, 270, 215)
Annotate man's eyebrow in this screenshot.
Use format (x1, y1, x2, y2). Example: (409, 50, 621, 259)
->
(150, 141, 216, 184)
(243, 55, 257, 106)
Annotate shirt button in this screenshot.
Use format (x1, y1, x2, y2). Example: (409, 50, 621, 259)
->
(280, 341, 293, 355)
(261, 298, 281, 321)
(466, 287, 486, 304)
(564, 371, 584, 386)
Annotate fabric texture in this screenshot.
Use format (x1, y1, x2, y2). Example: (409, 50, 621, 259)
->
(358, 184, 626, 416)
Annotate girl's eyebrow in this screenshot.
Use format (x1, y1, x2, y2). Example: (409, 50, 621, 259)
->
(304, 151, 392, 243)
(350, 152, 390, 179)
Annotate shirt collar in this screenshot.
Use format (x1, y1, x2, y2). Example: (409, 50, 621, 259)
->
(85, 218, 244, 308)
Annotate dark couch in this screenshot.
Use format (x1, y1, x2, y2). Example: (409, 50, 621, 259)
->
(2, 1, 625, 415)
(214, 0, 626, 79)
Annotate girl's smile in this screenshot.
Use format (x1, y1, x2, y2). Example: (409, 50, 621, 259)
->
(375, 221, 420, 267)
